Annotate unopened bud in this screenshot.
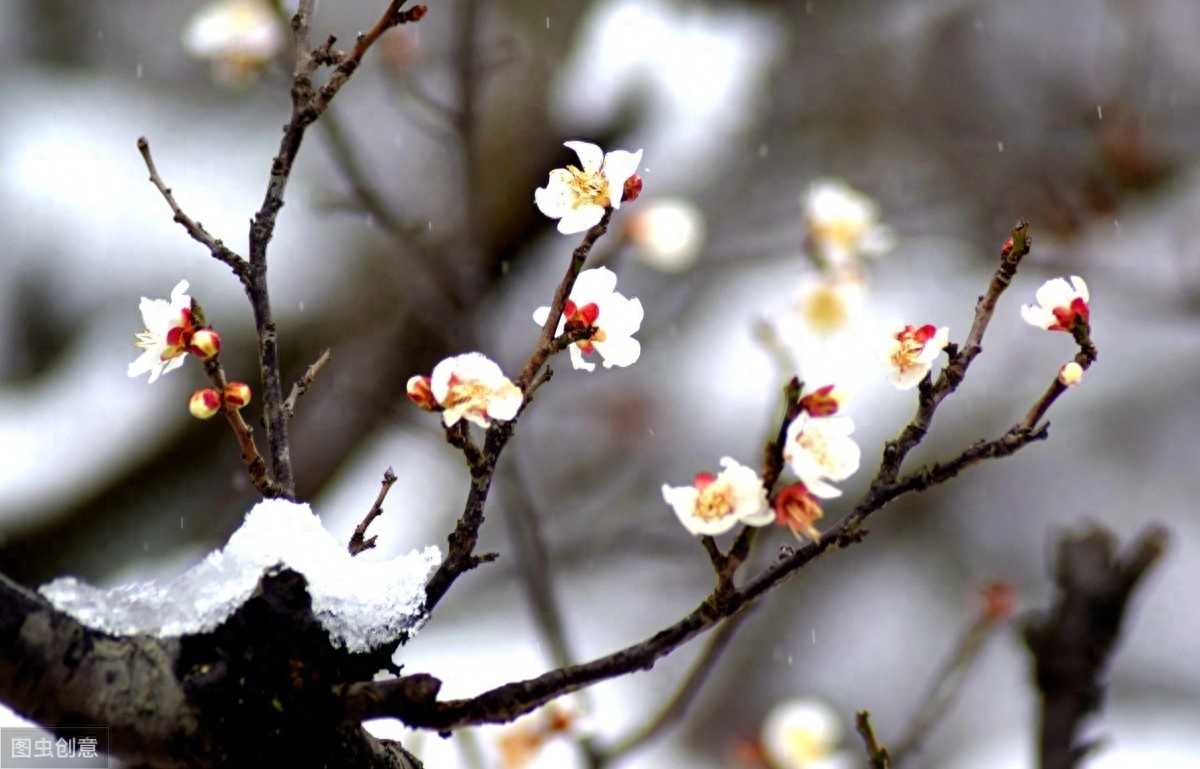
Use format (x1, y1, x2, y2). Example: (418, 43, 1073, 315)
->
(799, 384, 844, 417)
(189, 388, 222, 420)
(980, 579, 1016, 622)
(189, 328, 222, 360)
(1057, 361, 1083, 386)
(621, 173, 643, 203)
(223, 382, 252, 409)
(406, 375, 439, 411)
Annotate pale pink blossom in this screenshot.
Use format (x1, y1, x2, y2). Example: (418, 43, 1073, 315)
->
(1021, 276, 1090, 332)
(532, 267, 643, 372)
(783, 414, 861, 498)
(662, 457, 771, 536)
(429, 353, 522, 428)
(128, 280, 195, 383)
(877, 321, 950, 390)
(535, 141, 643, 234)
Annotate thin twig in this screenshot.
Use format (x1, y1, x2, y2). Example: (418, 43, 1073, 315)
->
(856, 711, 892, 769)
(136, 137, 250, 285)
(349, 467, 399, 555)
(283, 347, 332, 418)
(201, 356, 283, 498)
(890, 615, 999, 764)
(349, 222, 1097, 732)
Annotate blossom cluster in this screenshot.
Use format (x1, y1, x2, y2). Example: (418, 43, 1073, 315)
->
(663, 385, 861, 541)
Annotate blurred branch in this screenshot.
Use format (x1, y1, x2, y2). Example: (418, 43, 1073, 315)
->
(1024, 524, 1168, 769)
(348, 466, 399, 555)
(890, 607, 1007, 763)
(598, 611, 751, 762)
(855, 711, 892, 769)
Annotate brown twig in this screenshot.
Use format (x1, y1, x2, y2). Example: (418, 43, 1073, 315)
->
(283, 347, 333, 418)
(346, 221, 1095, 732)
(1023, 525, 1168, 769)
(245, 0, 428, 499)
(201, 356, 283, 498)
(424, 213, 615, 613)
(348, 467, 399, 555)
(136, 137, 250, 285)
(856, 711, 892, 769)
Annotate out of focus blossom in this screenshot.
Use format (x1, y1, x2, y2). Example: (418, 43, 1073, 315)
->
(663, 457, 772, 536)
(183, 0, 284, 87)
(623, 197, 706, 272)
(428, 353, 522, 428)
(803, 179, 894, 268)
(532, 268, 643, 371)
(535, 141, 643, 234)
(761, 698, 855, 769)
(877, 321, 949, 390)
(783, 414, 860, 498)
(1021, 276, 1090, 333)
(774, 483, 824, 542)
(1057, 361, 1084, 386)
(788, 273, 866, 337)
(798, 385, 845, 418)
(129, 280, 196, 383)
(496, 704, 579, 769)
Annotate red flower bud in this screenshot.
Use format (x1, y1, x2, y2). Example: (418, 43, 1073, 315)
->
(223, 382, 252, 409)
(189, 328, 222, 360)
(189, 388, 222, 420)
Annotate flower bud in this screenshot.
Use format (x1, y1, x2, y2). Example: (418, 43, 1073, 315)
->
(799, 384, 845, 417)
(621, 173, 643, 203)
(1058, 361, 1083, 386)
(406, 375, 439, 411)
(223, 381, 252, 409)
(189, 388, 222, 420)
(189, 328, 222, 360)
(980, 579, 1017, 623)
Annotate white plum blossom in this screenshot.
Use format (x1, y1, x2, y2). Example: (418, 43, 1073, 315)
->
(128, 280, 195, 383)
(532, 267, 643, 372)
(761, 698, 855, 769)
(803, 178, 895, 268)
(877, 321, 950, 390)
(1021, 275, 1090, 332)
(662, 457, 772, 536)
(429, 353, 523, 428)
(535, 141, 643, 234)
(183, 0, 284, 87)
(623, 197, 706, 272)
(783, 414, 861, 499)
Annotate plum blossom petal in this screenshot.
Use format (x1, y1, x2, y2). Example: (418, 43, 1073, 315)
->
(662, 457, 771, 536)
(624, 197, 706, 273)
(1021, 275, 1090, 332)
(532, 267, 643, 372)
(128, 280, 195, 383)
(877, 321, 949, 390)
(535, 141, 644, 234)
(183, 0, 285, 87)
(429, 353, 522, 428)
(783, 414, 860, 498)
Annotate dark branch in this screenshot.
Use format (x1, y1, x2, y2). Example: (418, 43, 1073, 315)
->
(1023, 524, 1168, 769)
(283, 347, 333, 418)
(349, 467, 399, 555)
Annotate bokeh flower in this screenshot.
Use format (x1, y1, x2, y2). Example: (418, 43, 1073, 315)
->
(183, 0, 284, 87)
(783, 414, 860, 498)
(623, 197, 706, 272)
(803, 178, 894, 268)
(761, 698, 854, 769)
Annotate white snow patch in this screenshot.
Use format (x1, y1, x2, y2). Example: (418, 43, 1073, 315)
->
(39, 499, 441, 653)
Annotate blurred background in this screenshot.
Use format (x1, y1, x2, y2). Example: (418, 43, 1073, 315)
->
(1, 0, 1199, 767)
